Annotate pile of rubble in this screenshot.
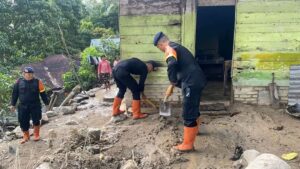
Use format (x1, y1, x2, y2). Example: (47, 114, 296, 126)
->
(36, 125, 138, 169)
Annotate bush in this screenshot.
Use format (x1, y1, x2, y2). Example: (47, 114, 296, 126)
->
(63, 46, 102, 91)
(0, 69, 18, 114)
(63, 38, 120, 91)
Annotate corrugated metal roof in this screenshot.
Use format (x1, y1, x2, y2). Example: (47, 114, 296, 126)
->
(288, 65, 300, 105)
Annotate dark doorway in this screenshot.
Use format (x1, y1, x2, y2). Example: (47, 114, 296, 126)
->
(196, 6, 235, 101)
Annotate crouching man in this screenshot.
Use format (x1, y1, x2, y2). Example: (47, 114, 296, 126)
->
(112, 58, 159, 120)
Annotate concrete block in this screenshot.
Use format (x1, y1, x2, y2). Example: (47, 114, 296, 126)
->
(258, 90, 271, 105)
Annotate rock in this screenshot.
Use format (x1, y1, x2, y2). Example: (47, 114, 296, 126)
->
(86, 145, 100, 154)
(233, 159, 243, 169)
(71, 103, 81, 107)
(109, 114, 127, 123)
(65, 120, 79, 125)
(46, 111, 58, 118)
(80, 101, 88, 105)
(121, 160, 138, 169)
(60, 106, 76, 115)
(99, 153, 105, 160)
(77, 105, 88, 111)
(13, 126, 23, 138)
(273, 125, 284, 131)
(87, 128, 101, 143)
(99, 102, 112, 107)
(36, 162, 52, 169)
(5, 131, 14, 137)
(41, 113, 49, 125)
(73, 95, 89, 103)
(246, 153, 291, 169)
(89, 93, 96, 97)
(103, 156, 113, 163)
(242, 149, 261, 165)
(6, 126, 16, 131)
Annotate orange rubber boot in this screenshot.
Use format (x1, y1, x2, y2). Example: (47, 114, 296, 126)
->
(132, 100, 148, 120)
(112, 97, 125, 116)
(20, 131, 30, 144)
(33, 125, 40, 141)
(174, 126, 198, 152)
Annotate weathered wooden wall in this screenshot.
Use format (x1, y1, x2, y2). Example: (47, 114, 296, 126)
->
(120, 0, 197, 103)
(233, 0, 300, 87)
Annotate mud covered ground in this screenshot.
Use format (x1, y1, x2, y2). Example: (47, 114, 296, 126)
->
(0, 87, 299, 169)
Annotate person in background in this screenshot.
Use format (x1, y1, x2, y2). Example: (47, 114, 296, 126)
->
(113, 56, 121, 67)
(10, 67, 49, 144)
(98, 55, 112, 91)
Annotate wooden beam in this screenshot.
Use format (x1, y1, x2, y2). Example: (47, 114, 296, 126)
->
(198, 0, 235, 6)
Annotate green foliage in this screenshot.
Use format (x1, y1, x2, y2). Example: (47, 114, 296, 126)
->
(97, 39, 120, 62)
(63, 46, 103, 91)
(0, 69, 18, 113)
(80, 0, 119, 39)
(0, 0, 88, 65)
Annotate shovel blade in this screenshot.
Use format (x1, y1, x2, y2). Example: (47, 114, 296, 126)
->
(159, 102, 171, 116)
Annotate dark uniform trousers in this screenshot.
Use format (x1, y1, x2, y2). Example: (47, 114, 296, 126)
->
(182, 84, 203, 127)
(113, 68, 140, 100)
(18, 103, 42, 131)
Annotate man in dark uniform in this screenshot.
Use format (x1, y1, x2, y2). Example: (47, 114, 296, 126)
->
(10, 67, 49, 144)
(112, 58, 159, 120)
(154, 32, 207, 152)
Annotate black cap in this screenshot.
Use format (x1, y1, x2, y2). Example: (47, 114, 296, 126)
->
(23, 67, 34, 73)
(153, 32, 165, 46)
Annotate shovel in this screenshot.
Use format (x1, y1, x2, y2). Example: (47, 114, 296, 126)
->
(269, 73, 280, 107)
(159, 96, 171, 116)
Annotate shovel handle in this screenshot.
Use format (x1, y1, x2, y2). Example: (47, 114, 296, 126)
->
(163, 96, 168, 103)
(144, 98, 157, 109)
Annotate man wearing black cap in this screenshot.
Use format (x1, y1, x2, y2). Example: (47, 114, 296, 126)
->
(153, 32, 207, 152)
(112, 58, 159, 120)
(10, 67, 49, 144)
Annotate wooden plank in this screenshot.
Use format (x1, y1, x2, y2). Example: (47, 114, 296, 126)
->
(236, 23, 300, 33)
(234, 41, 300, 52)
(120, 25, 181, 36)
(235, 32, 300, 42)
(237, 13, 300, 24)
(121, 44, 162, 53)
(234, 53, 300, 62)
(120, 0, 181, 16)
(237, 1, 300, 13)
(120, 35, 180, 44)
(181, 0, 197, 55)
(198, 0, 235, 6)
(121, 54, 166, 65)
(233, 61, 300, 70)
(120, 15, 181, 27)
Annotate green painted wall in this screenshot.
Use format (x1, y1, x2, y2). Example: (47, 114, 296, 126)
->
(120, 14, 181, 82)
(233, 0, 300, 87)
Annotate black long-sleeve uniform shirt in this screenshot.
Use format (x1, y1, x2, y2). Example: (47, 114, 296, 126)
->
(164, 42, 207, 89)
(113, 58, 148, 92)
(11, 78, 49, 106)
